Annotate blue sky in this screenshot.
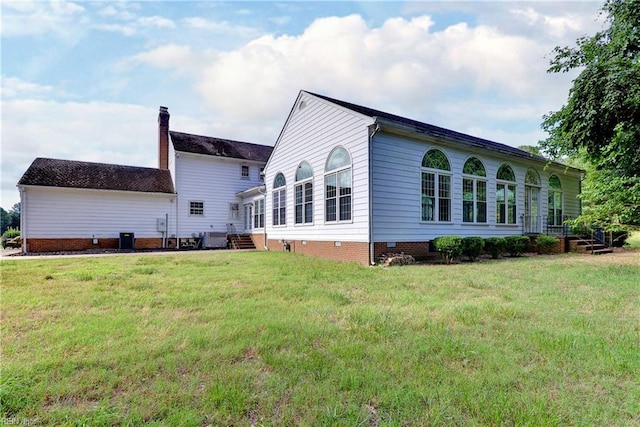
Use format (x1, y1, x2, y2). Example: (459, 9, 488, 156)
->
(1, 1, 604, 208)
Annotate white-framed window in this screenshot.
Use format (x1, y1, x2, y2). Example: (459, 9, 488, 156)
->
(295, 161, 313, 224)
(325, 147, 352, 222)
(421, 149, 451, 222)
(253, 198, 264, 229)
(272, 172, 286, 226)
(259, 167, 265, 181)
(496, 164, 517, 224)
(189, 200, 204, 216)
(548, 175, 563, 226)
(462, 157, 487, 223)
(228, 203, 239, 220)
(241, 165, 250, 179)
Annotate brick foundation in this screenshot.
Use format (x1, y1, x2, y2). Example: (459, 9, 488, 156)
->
(373, 241, 432, 261)
(267, 238, 371, 266)
(25, 237, 169, 253)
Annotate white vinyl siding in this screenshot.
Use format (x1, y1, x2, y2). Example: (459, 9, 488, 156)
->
(22, 187, 175, 239)
(371, 131, 582, 241)
(174, 152, 265, 237)
(264, 92, 373, 242)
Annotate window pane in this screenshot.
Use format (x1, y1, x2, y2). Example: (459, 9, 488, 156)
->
(508, 205, 516, 224)
(422, 173, 434, 197)
(339, 171, 351, 195)
(295, 205, 302, 224)
(439, 175, 450, 198)
(498, 203, 506, 224)
(305, 203, 313, 223)
(422, 196, 434, 221)
(497, 164, 515, 181)
(422, 149, 451, 170)
(325, 175, 336, 198)
(463, 157, 486, 176)
(477, 201, 487, 223)
(295, 185, 302, 204)
(339, 196, 352, 221)
(507, 185, 516, 204)
(496, 184, 505, 203)
(273, 173, 286, 188)
(463, 178, 473, 201)
(463, 201, 473, 222)
(305, 182, 313, 202)
(477, 181, 487, 201)
(326, 147, 351, 171)
(326, 199, 336, 221)
(296, 162, 313, 181)
(525, 169, 539, 185)
(549, 175, 562, 190)
(439, 199, 450, 222)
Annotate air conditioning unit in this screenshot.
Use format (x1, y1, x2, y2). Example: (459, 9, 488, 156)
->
(202, 232, 227, 249)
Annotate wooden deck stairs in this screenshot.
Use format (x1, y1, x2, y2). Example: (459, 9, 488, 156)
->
(228, 234, 256, 250)
(568, 236, 613, 255)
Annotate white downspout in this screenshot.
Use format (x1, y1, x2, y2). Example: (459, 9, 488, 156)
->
(18, 186, 26, 254)
(368, 121, 381, 265)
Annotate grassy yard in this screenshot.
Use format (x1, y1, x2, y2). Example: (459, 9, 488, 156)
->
(1, 250, 639, 426)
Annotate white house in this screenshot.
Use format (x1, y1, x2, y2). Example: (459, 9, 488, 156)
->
(260, 91, 583, 265)
(17, 158, 177, 252)
(17, 92, 583, 263)
(17, 107, 272, 252)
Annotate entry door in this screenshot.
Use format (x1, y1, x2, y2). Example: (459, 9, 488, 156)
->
(525, 186, 540, 233)
(244, 204, 253, 233)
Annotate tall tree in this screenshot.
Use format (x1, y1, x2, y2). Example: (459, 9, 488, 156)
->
(541, 0, 640, 177)
(8, 203, 20, 229)
(0, 208, 10, 235)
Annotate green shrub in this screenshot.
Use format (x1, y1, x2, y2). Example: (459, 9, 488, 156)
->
(1, 227, 20, 248)
(462, 236, 484, 262)
(483, 237, 506, 259)
(504, 235, 531, 257)
(536, 235, 559, 254)
(433, 236, 462, 264)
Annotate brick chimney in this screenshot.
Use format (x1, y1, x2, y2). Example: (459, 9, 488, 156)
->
(158, 106, 170, 170)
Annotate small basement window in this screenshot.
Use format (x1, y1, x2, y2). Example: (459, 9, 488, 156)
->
(189, 201, 204, 216)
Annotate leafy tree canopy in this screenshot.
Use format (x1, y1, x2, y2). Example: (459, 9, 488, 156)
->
(541, 0, 640, 177)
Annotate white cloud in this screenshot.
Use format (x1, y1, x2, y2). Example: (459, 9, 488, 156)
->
(1, 0, 86, 37)
(1, 76, 53, 99)
(137, 16, 175, 29)
(181, 17, 260, 39)
(126, 44, 206, 72)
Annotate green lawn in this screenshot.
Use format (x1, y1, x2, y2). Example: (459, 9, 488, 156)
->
(2, 250, 639, 426)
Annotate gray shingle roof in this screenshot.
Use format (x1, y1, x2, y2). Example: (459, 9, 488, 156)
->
(18, 158, 175, 194)
(307, 91, 581, 172)
(170, 131, 273, 162)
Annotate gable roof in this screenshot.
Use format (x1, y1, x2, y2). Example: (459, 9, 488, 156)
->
(170, 131, 273, 162)
(18, 158, 175, 194)
(306, 91, 582, 173)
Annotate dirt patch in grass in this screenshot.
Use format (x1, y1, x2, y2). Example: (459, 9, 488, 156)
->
(568, 249, 640, 266)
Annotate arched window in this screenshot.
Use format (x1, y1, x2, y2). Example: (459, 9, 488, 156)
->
(548, 175, 563, 226)
(272, 172, 286, 226)
(462, 157, 487, 223)
(496, 164, 516, 224)
(421, 149, 451, 222)
(325, 147, 352, 222)
(295, 162, 313, 224)
(525, 168, 540, 185)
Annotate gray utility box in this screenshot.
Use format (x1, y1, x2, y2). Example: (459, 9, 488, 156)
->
(202, 232, 227, 249)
